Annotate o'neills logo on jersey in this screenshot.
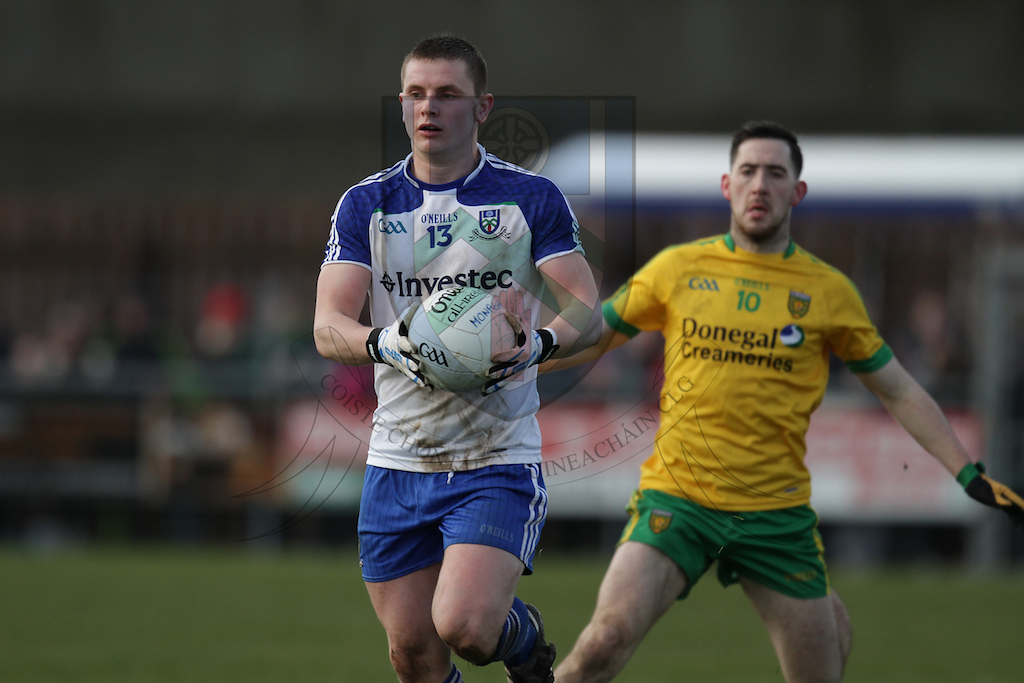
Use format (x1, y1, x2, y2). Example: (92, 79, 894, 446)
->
(680, 317, 794, 373)
(379, 269, 514, 298)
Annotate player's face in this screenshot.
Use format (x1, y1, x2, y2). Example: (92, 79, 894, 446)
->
(721, 138, 807, 244)
(400, 58, 493, 175)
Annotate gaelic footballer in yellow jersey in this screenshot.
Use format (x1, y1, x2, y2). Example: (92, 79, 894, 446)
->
(603, 232, 892, 511)
(551, 121, 1024, 683)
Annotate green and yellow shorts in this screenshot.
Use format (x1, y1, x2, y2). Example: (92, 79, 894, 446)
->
(620, 489, 830, 600)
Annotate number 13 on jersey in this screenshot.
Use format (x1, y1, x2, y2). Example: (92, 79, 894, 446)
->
(427, 224, 452, 248)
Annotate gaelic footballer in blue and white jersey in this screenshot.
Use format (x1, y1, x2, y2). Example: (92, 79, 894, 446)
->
(323, 145, 584, 473)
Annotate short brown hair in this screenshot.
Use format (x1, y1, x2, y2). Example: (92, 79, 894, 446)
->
(730, 121, 803, 177)
(401, 35, 487, 95)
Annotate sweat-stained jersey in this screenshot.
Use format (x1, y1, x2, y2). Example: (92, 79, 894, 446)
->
(323, 145, 584, 473)
(604, 234, 892, 511)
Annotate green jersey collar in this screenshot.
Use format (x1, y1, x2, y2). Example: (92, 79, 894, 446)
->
(724, 233, 796, 258)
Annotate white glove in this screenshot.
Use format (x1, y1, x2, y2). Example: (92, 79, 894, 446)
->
(366, 307, 432, 391)
(483, 290, 558, 395)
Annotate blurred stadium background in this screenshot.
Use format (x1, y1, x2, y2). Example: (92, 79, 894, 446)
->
(1, 2, 1023, 681)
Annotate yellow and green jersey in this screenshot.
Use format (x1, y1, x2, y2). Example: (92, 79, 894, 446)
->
(604, 234, 892, 511)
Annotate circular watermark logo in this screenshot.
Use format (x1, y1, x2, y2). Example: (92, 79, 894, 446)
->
(480, 107, 550, 173)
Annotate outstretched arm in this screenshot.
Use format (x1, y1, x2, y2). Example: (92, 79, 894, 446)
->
(858, 356, 1024, 527)
(539, 319, 632, 372)
(856, 356, 970, 477)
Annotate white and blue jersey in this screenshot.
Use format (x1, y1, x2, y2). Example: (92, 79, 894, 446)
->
(323, 145, 584, 473)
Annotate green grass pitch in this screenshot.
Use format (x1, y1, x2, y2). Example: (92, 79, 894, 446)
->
(0, 547, 1021, 682)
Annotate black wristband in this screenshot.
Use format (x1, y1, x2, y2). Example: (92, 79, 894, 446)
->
(536, 328, 559, 364)
(366, 327, 384, 363)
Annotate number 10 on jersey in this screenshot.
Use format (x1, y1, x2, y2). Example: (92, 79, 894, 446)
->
(737, 290, 761, 312)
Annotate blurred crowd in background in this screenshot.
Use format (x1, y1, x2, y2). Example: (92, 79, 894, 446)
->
(0, 201, 978, 398)
(0, 194, 1017, 557)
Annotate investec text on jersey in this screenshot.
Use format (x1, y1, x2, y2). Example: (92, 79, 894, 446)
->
(379, 269, 514, 298)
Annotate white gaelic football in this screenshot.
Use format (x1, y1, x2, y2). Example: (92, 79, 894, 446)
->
(406, 286, 500, 392)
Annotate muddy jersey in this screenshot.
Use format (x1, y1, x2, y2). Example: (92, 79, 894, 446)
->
(604, 234, 892, 511)
(323, 145, 583, 473)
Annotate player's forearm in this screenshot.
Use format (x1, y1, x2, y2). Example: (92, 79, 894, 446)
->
(313, 313, 374, 365)
(544, 299, 602, 359)
(881, 388, 971, 477)
(541, 319, 619, 371)
(865, 363, 972, 477)
(535, 252, 601, 360)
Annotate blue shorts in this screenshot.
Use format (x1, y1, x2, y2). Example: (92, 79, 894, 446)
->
(358, 464, 548, 583)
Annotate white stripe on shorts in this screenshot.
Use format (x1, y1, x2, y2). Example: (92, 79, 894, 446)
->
(520, 463, 548, 561)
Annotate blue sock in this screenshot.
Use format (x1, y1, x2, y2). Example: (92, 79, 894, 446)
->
(441, 663, 463, 683)
(487, 597, 537, 666)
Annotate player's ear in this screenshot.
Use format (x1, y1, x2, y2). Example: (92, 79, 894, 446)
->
(399, 93, 406, 122)
(720, 173, 732, 201)
(791, 180, 808, 206)
(476, 93, 494, 124)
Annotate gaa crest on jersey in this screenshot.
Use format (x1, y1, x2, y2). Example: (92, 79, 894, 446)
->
(649, 509, 673, 534)
(788, 291, 811, 318)
(377, 218, 407, 234)
(471, 208, 511, 241)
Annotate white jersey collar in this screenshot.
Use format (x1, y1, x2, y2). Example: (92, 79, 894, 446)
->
(402, 144, 488, 191)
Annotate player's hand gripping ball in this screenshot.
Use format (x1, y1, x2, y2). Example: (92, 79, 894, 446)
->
(366, 305, 433, 390)
(404, 286, 501, 392)
(483, 288, 558, 395)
